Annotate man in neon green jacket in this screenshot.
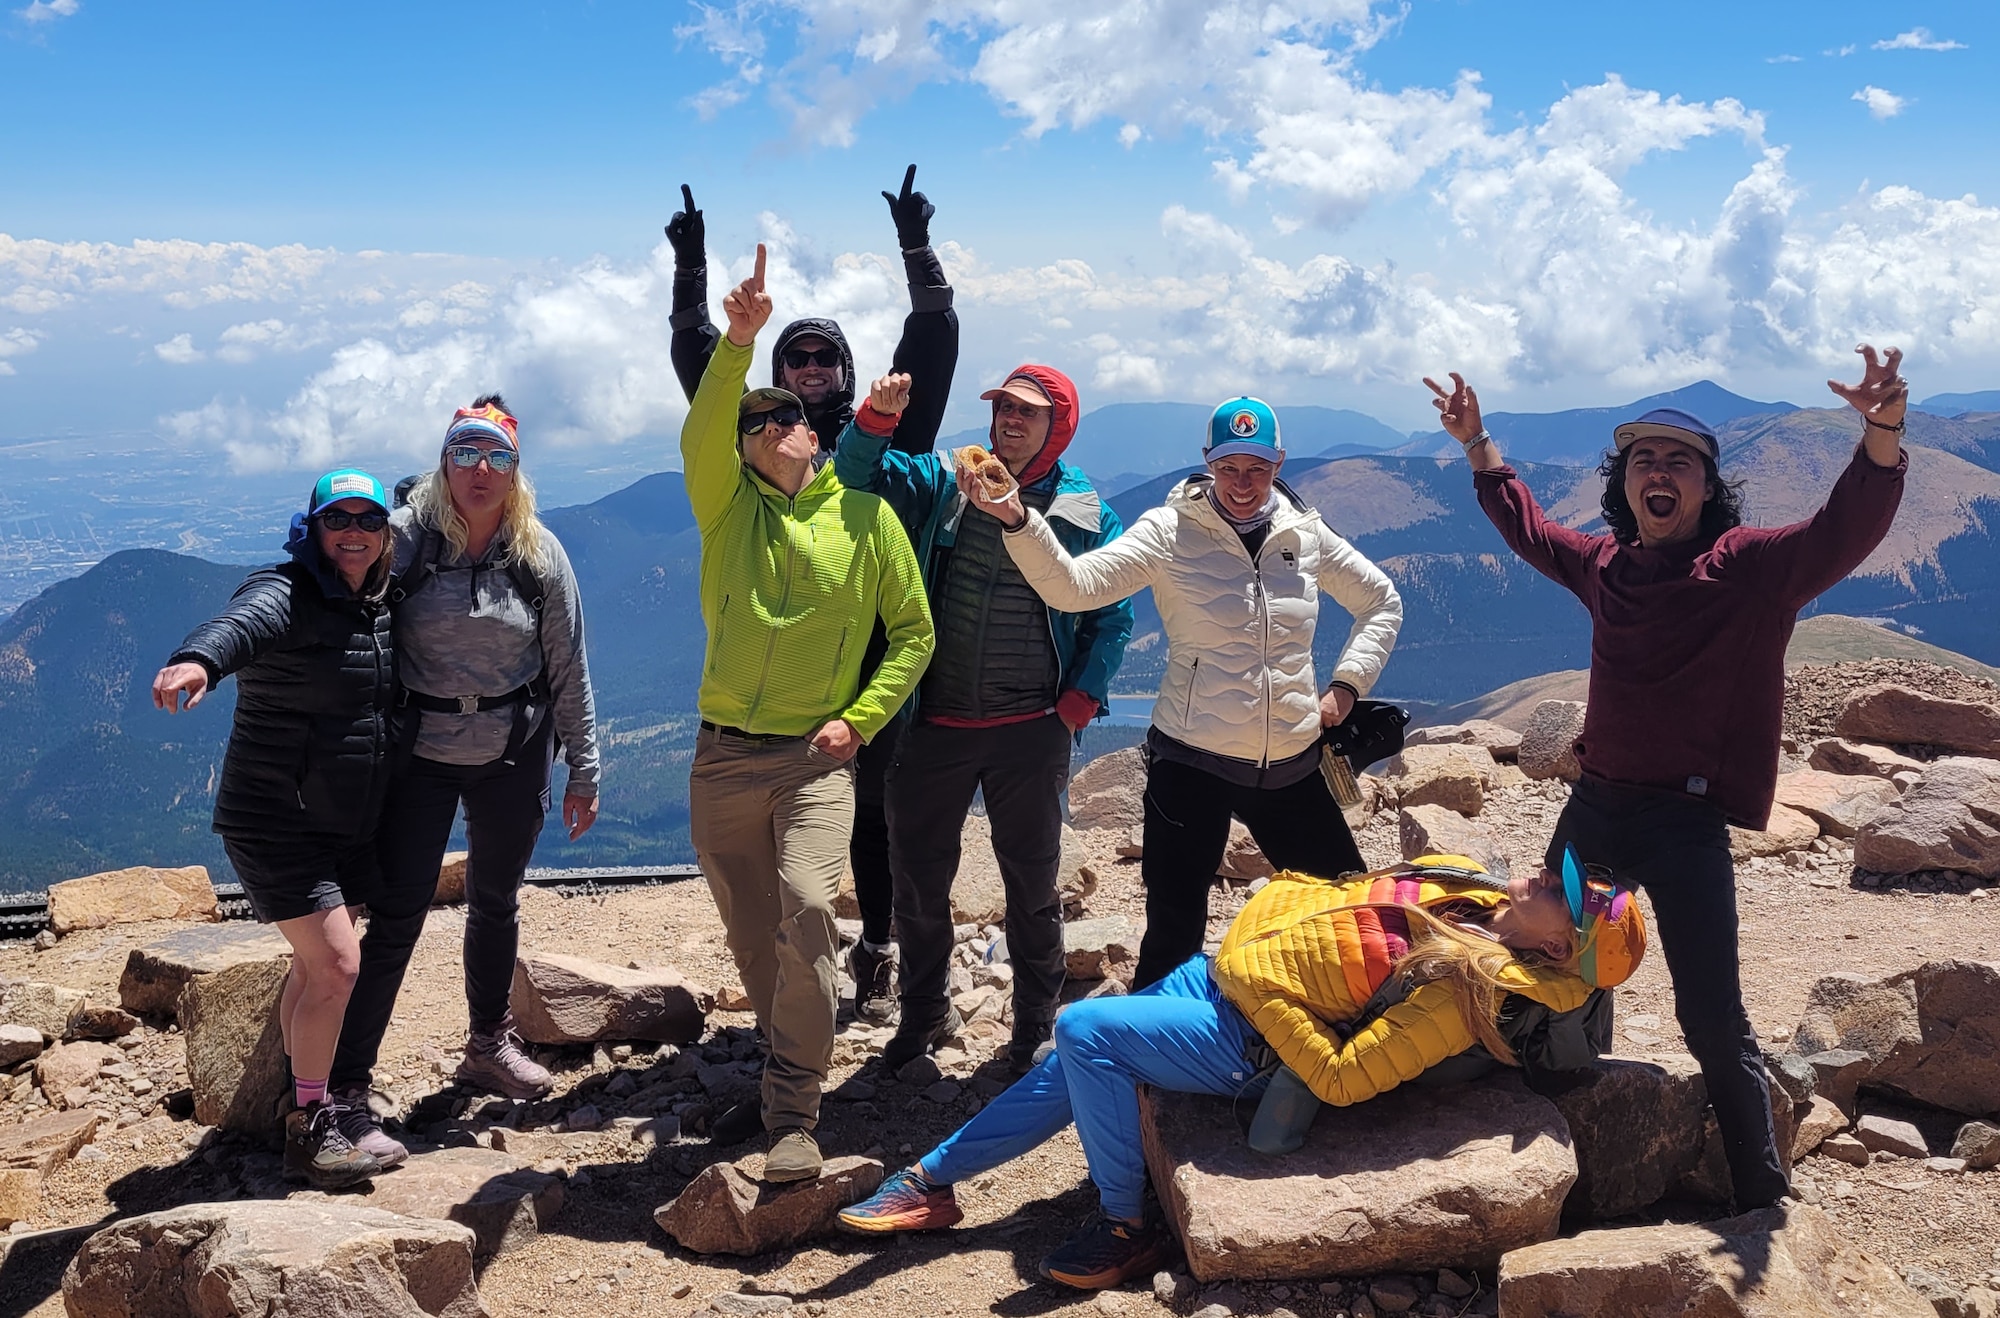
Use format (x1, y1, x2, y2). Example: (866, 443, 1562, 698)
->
(682, 244, 935, 1182)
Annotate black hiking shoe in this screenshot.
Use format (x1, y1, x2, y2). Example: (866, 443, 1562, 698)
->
(1039, 1214, 1170, 1290)
(849, 941, 898, 1024)
(881, 1007, 963, 1071)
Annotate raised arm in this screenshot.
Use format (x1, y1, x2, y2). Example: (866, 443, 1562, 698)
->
(832, 372, 953, 530)
(880, 165, 959, 456)
(666, 184, 721, 402)
(680, 245, 770, 532)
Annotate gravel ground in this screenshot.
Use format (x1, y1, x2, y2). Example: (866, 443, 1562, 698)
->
(2, 774, 1998, 1317)
(1783, 657, 1999, 742)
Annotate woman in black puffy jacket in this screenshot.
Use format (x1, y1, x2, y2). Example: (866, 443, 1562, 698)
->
(151, 468, 396, 1191)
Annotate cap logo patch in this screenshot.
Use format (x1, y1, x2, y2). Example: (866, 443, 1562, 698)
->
(1230, 410, 1260, 438)
(328, 474, 374, 496)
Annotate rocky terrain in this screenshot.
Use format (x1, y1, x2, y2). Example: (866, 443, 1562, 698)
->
(0, 661, 1997, 1317)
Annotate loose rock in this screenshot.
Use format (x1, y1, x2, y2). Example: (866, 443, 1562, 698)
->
(1062, 917, 1139, 981)
(1952, 1120, 2000, 1169)
(1820, 1133, 1870, 1166)
(1382, 745, 1491, 816)
(179, 953, 291, 1137)
(1855, 1114, 1927, 1159)
(1803, 1049, 1873, 1115)
(653, 1156, 884, 1255)
(1853, 757, 2000, 879)
(509, 951, 712, 1046)
(1773, 769, 1899, 839)
(1808, 738, 1926, 780)
(1406, 720, 1521, 761)
(1517, 701, 1585, 782)
(1217, 821, 1273, 881)
(67, 1004, 140, 1041)
(0, 980, 86, 1040)
(33, 1041, 120, 1110)
(1791, 1096, 1848, 1162)
(1728, 803, 1820, 859)
(1796, 961, 2000, 1117)
(46, 864, 218, 935)
(118, 923, 294, 1019)
(1836, 683, 2000, 756)
(1398, 804, 1504, 874)
(0, 1023, 45, 1066)
(60, 1199, 489, 1318)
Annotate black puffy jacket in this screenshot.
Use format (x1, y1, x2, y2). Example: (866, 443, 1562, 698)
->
(171, 520, 395, 841)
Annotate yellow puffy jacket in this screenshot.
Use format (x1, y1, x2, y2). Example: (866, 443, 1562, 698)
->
(1211, 857, 1594, 1108)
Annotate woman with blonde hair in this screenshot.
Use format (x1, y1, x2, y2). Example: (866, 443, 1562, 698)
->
(837, 854, 1645, 1290)
(328, 395, 602, 1164)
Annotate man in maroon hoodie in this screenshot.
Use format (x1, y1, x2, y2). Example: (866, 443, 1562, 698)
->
(1423, 346, 1909, 1209)
(835, 366, 1134, 1074)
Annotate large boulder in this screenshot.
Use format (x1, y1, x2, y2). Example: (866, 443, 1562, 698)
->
(180, 953, 292, 1137)
(1138, 1080, 1574, 1281)
(119, 923, 294, 1019)
(1381, 744, 1492, 816)
(33, 1041, 120, 1110)
(1794, 961, 2000, 1118)
(1498, 1201, 1933, 1317)
(1852, 757, 2000, 879)
(1835, 683, 2000, 756)
(653, 1155, 883, 1256)
(509, 952, 711, 1046)
(0, 980, 86, 1040)
(46, 865, 217, 935)
(1398, 804, 1505, 875)
(306, 1147, 563, 1258)
(61, 1200, 490, 1318)
(1517, 701, 1586, 782)
(948, 817, 1094, 925)
(1217, 820, 1273, 881)
(0, 1110, 100, 1227)
(1069, 747, 1148, 833)
(1406, 719, 1522, 762)
(1062, 916, 1138, 981)
(1808, 738, 1926, 780)
(1772, 769, 1899, 839)
(1727, 803, 1820, 860)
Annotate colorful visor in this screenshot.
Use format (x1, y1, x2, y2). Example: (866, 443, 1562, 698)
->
(1561, 844, 1647, 989)
(444, 404, 519, 453)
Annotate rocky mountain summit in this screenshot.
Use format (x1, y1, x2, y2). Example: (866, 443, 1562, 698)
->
(0, 659, 1996, 1317)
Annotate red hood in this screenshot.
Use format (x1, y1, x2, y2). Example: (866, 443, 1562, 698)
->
(989, 364, 1078, 489)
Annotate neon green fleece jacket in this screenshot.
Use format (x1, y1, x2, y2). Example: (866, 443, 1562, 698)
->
(681, 337, 933, 741)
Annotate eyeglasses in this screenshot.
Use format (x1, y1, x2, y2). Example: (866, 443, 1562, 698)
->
(444, 445, 519, 473)
(781, 347, 841, 370)
(317, 510, 389, 532)
(741, 404, 807, 436)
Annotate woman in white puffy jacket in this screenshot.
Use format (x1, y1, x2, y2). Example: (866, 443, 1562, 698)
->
(963, 397, 1403, 988)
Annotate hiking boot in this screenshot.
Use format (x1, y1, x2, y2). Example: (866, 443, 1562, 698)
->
(880, 1007, 963, 1071)
(456, 1024, 554, 1100)
(1039, 1214, 1170, 1290)
(708, 1097, 764, 1147)
(763, 1128, 822, 1184)
(1008, 1018, 1055, 1075)
(839, 1167, 964, 1234)
(848, 941, 898, 1024)
(330, 1085, 408, 1169)
(283, 1101, 383, 1190)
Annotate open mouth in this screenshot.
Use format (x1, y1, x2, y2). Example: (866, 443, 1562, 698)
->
(1643, 491, 1678, 518)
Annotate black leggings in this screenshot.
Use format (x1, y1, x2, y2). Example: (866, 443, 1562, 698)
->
(848, 716, 902, 948)
(1544, 775, 1789, 1209)
(331, 717, 553, 1089)
(1133, 753, 1365, 989)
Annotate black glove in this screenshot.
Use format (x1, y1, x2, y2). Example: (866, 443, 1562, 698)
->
(665, 184, 705, 270)
(881, 164, 935, 251)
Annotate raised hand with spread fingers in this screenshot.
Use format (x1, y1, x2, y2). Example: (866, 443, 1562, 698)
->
(1828, 343, 1910, 468)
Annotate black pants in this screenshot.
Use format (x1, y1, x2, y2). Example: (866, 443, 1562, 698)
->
(1544, 774, 1789, 1209)
(849, 717, 902, 948)
(331, 717, 553, 1089)
(1133, 754, 1365, 990)
(886, 715, 1071, 1033)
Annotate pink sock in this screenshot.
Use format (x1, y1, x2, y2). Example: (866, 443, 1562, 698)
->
(295, 1077, 328, 1109)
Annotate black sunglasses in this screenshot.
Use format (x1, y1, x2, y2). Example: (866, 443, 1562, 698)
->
(741, 404, 807, 436)
(781, 347, 841, 370)
(317, 510, 388, 532)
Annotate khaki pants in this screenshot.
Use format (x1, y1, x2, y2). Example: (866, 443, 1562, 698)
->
(689, 726, 855, 1131)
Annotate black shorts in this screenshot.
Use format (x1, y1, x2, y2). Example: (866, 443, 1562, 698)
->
(221, 834, 379, 924)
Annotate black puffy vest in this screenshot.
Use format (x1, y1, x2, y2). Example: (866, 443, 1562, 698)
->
(921, 483, 1060, 720)
(173, 559, 395, 841)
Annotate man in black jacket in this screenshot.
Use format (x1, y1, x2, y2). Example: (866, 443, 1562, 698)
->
(665, 166, 960, 1043)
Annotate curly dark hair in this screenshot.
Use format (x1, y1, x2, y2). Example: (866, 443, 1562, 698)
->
(1597, 447, 1746, 545)
(471, 392, 512, 416)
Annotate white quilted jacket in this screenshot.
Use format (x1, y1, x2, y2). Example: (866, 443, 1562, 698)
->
(1004, 476, 1402, 766)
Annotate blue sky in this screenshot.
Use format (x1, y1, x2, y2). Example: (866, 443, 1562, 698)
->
(2, 0, 1996, 488)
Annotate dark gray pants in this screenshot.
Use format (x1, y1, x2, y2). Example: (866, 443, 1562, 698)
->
(886, 714, 1071, 1034)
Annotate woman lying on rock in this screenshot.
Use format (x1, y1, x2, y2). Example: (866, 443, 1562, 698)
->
(837, 854, 1645, 1290)
(152, 469, 398, 1190)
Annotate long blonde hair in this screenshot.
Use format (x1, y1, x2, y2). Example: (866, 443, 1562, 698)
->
(405, 461, 556, 579)
(1392, 906, 1583, 1067)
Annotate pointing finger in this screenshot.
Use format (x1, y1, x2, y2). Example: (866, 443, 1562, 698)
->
(680, 183, 695, 214)
(901, 163, 917, 200)
(752, 243, 767, 288)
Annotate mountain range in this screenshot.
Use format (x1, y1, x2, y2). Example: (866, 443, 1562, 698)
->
(2, 382, 1997, 889)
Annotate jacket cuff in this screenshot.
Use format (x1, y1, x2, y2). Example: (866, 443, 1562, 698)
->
(171, 650, 222, 689)
(1331, 670, 1371, 698)
(669, 304, 711, 332)
(854, 400, 900, 438)
(903, 246, 953, 313)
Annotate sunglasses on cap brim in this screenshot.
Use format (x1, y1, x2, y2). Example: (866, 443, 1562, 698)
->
(741, 404, 807, 435)
(444, 445, 519, 472)
(316, 510, 389, 532)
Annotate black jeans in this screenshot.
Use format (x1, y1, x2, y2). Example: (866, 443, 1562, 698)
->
(849, 717, 902, 948)
(1133, 754, 1365, 990)
(886, 715, 1071, 1033)
(331, 717, 553, 1089)
(1544, 774, 1789, 1209)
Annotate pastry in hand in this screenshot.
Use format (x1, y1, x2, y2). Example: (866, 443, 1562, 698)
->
(954, 445, 1015, 500)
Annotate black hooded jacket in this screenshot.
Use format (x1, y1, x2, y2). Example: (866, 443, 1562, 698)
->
(670, 246, 959, 459)
(171, 519, 396, 841)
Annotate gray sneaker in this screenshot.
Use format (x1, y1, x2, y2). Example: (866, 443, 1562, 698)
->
(764, 1128, 823, 1184)
(330, 1085, 409, 1169)
(456, 1025, 554, 1100)
(283, 1101, 382, 1189)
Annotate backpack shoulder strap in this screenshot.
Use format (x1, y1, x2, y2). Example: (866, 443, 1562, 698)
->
(390, 522, 444, 605)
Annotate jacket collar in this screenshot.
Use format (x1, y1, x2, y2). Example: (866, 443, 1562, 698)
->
(1170, 474, 1315, 537)
(747, 452, 842, 507)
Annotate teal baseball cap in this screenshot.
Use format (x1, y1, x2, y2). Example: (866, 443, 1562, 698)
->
(1205, 397, 1283, 464)
(309, 468, 389, 517)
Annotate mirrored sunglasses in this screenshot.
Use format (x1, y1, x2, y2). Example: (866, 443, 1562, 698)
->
(741, 404, 807, 436)
(444, 445, 519, 473)
(316, 510, 389, 532)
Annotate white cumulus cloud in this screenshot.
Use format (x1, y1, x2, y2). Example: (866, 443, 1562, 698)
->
(153, 332, 203, 364)
(0, 326, 41, 375)
(1853, 85, 1907, 119)
(16, 0, 79, 22)
(1873, 28, 1966, 52)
